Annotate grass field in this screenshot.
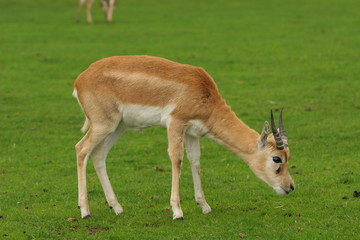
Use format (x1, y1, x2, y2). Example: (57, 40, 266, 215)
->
(1, 0, 360, 239)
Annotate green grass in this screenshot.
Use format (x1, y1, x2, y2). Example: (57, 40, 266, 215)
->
(1, 0, 360, 239)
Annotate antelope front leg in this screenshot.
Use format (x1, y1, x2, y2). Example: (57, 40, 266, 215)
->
(167, 121, 186, 220)
(185, 134, 211, 214)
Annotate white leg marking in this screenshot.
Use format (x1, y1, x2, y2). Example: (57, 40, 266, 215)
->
(185, 134, 211, 214)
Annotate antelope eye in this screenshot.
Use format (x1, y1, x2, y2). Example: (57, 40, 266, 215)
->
(273, 156, 282, 163)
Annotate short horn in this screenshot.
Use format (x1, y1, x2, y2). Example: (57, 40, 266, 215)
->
(271, 110, 284, 150)
(279, 109, 288, 147)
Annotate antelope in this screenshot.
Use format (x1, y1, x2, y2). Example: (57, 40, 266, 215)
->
(76, 0, 116, 24)
(73, 55, 295, 220)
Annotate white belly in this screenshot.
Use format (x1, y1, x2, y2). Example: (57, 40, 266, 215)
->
(121, 105, 174, 130)
(120, 105, 209, 138)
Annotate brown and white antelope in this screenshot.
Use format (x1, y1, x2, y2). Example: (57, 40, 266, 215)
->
(76, 0, 116, 24)
(73, 55, 295, 220)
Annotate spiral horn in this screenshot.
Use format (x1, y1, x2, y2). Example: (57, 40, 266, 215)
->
(271, 110, 284, 150)
(279, 109, 288, 147)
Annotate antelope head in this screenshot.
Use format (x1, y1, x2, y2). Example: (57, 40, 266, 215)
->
(249, 110, 295, 195)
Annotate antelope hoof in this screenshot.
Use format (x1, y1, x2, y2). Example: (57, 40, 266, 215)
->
(80, 208, 91, 219)
(201, 203, 212, 214)
(173, 214, 184, 220)
(112, 205, 124, 215)
(172, 209, 184, 220)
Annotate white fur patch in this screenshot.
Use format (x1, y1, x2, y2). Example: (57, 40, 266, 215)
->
(121, 105, 175, 131)
(273, 186, 288, 195)
(186, 120, 209, 138)
(72, 89, 78, 99)
(266, 156, 281, 171)
(119, 105, 210, 138)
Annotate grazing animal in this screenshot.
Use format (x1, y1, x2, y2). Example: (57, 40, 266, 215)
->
(76, 0, 116, 23)
(73, 55, 295, 220)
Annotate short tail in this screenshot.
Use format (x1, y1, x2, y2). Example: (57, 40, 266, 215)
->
(72, 89, 90, 133)
(80, 117, 90, 133)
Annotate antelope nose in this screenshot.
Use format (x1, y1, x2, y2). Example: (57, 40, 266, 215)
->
(290, 184, 295, 191)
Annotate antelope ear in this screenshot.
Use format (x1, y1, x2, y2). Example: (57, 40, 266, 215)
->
(258, 121, 270, 149)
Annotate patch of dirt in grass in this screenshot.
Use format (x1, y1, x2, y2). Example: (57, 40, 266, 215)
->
(67, 218, 79, 222)
(283, 212, 304, 217)
(155, 166, 165, 172)
(239, 233, 247, 238)
(143, 222, 161, 227)
(241, 207, 259, 212)
(69, 225, 81, 232)
(86, 226, 109, 235)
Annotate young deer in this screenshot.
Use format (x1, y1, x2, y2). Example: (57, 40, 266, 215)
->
(76, 0, 116, 24)
(73, 55, 295, 220)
